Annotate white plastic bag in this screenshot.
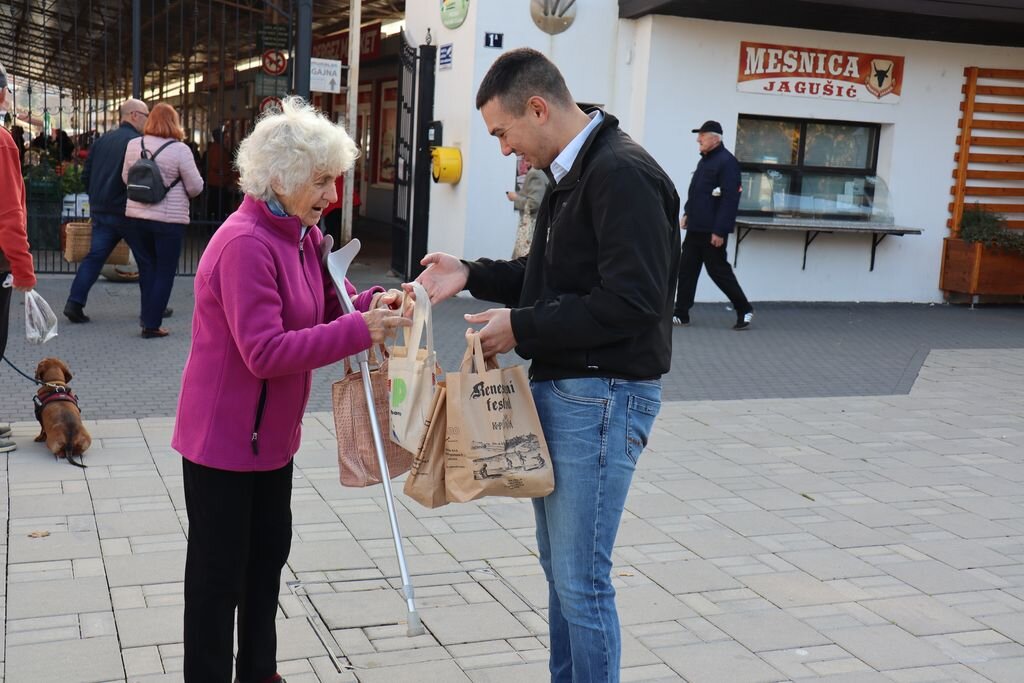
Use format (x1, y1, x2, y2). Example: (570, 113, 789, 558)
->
(25, 289, 59, 344)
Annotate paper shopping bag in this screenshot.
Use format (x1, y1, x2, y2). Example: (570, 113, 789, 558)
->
(445, 333, 553, 502)
(388, 282, 439, 453)
(332, 346, 413, 487)
(402, 383, 449, 508)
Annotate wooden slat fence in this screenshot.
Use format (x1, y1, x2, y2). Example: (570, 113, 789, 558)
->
(950, 67, 1024, 232)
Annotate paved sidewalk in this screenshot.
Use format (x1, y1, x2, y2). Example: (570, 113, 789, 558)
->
(2, 346, 1024, 682)
(2, 273, 1023, 420)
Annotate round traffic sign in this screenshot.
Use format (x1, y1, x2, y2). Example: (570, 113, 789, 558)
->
(261, 49, 287, 76)
(259, 96, 283, 114)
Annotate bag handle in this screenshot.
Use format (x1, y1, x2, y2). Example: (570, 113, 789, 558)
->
(394, 281, 433, 356)
(460, 331, 498, 374)
(343, 343, 387, 375)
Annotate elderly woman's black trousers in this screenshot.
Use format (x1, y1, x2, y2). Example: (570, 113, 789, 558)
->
(182, 457, 293, 683)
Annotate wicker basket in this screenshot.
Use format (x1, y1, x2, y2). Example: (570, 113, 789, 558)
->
(63, 221, 131, 265)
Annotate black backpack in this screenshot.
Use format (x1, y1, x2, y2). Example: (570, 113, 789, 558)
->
(126, 138, 181, 203)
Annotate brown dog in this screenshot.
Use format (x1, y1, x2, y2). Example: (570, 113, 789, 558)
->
(33, 357, 91, 467)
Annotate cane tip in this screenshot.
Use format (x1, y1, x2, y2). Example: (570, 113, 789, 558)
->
(407, 611, 425, 637)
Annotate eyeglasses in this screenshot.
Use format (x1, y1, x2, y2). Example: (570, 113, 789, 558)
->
(133, 110, 149, 118)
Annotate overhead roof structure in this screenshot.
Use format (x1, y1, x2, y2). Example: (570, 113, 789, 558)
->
(0, 0, 405, 97)
(619, 0, 1024, 48)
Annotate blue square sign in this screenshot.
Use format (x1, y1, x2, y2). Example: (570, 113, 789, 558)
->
(439, 43, 453, 70)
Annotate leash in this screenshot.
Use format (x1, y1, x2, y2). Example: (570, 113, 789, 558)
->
(2, 355, 44, 386)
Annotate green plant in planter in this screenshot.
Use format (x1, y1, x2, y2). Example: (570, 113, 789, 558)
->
(960, 204, 1024, 257)
(60, 163, 86, 196)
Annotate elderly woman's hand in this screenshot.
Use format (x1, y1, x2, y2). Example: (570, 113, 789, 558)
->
(361, 307, 411, 344)
(370, 288, 405, 311)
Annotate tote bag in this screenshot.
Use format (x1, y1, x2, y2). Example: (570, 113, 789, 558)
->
(402, 383, 449, 509)
(388, 282, 439, 453)
(332, 346, 413, 487)
(445, 332, 553, 502)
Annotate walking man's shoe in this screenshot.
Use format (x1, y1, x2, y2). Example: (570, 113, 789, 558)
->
(672, 314, 690, 326)
(0, 437, 16, 453)
(64, 301, 90, 323)
(733, 311, 753, 330)
(0, 424, 11, 438)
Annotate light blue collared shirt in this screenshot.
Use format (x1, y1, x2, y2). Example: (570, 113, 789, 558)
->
(550, 110, 604, 183)
(266, 197, 310, 240)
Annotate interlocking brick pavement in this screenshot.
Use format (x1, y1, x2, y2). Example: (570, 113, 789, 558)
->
(2, 246, 1024, 682)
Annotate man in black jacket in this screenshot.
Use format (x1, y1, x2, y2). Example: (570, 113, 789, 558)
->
(673, 120, 754, 330)
(63, 98, 154, 323)
(416, 48, 678, 682)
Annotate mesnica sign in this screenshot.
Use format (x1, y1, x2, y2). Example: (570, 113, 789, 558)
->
(738, 41, 905, 104)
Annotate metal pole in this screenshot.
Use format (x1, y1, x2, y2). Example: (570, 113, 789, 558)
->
(132, 0, 142, 97)
(341, 0, 361, 243)
(294, 0, 312, 98)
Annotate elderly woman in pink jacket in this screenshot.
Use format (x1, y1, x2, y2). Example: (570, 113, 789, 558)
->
(122, 102, 204, 338)
(171, 96, 408, 683)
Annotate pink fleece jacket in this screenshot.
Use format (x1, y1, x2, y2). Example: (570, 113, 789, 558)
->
(122, 135, 204, 224)
(171, 195, 381, 471)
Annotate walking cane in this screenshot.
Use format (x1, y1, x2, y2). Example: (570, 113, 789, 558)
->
(326, 238, 425, 637)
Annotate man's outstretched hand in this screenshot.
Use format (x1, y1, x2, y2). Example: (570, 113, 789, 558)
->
(412, 252, 469, 304)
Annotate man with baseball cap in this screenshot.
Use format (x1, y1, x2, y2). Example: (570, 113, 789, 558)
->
(674, 119, 754, 330)
(0, 60, 38, 453)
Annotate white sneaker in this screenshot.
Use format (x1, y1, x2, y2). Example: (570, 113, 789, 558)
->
(733, 311, 753, 330)
(0, 437, 16, 453)
(0, 424, 11, 438)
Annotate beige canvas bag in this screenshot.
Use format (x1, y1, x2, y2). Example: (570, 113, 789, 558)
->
(388, 282, 439, 453)
(445, 332, 554, 502)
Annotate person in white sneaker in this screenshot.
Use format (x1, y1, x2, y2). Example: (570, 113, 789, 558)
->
(673, 120, 754, 330)
(1, 60, 38, 454)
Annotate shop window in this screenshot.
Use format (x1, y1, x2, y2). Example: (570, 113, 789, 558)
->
(736, 115, 885, 220)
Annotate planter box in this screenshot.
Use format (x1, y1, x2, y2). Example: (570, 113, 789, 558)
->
(940, 237, 1024, 296)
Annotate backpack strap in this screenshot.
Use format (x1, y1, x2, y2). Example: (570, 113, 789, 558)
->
(149, 139, 178, 160)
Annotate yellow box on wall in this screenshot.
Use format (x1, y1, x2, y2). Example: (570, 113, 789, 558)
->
(431, 146, 462, 184)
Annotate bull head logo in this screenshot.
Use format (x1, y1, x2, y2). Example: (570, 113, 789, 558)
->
(866, 59, 896, 98)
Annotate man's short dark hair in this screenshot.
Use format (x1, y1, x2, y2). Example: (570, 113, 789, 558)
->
(475, 48, 574, 114)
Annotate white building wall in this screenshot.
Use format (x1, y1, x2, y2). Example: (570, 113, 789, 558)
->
(405, 6, 1024, 302)
(645, 17, 1024, 303)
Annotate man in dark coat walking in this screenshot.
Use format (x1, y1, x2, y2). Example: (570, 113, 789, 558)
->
(674, 120, 754, 330)
(63, 98, 155, 323)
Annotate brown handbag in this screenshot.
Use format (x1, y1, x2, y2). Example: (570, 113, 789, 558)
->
(332, 346, 413, 487)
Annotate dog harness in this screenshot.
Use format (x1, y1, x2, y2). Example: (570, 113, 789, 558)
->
(33, 385, 86, 468)
(33, 385, 81, 424)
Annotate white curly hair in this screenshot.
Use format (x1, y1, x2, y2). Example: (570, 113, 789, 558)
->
(236, 96, 357, 201)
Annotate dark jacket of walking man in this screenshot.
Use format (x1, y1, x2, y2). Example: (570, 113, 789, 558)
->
(674, 120, 754, 330)
(415, 48, 679, 682)
(64, 98, 155, 324)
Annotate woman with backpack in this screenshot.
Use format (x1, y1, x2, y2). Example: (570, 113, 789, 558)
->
(122, 102, 204, 338)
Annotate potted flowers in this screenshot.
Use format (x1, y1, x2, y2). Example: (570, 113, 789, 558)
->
(940, 204, 1024, 296)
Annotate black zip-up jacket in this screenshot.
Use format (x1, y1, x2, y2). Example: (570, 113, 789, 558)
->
(82, 122, 140, 216)
(683, 143, 742, 237)
(464, 111, 680, 381)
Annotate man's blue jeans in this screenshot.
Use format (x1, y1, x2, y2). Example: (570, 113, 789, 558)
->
(531, 377, 662, 683)
(67, 212, 153, 309)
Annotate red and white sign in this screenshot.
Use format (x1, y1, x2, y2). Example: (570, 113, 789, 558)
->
(259, 96, 283, 114)
(313, 22, 381, 63)
(737, 41, 905, 104)
(261, 49, 288, 76)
